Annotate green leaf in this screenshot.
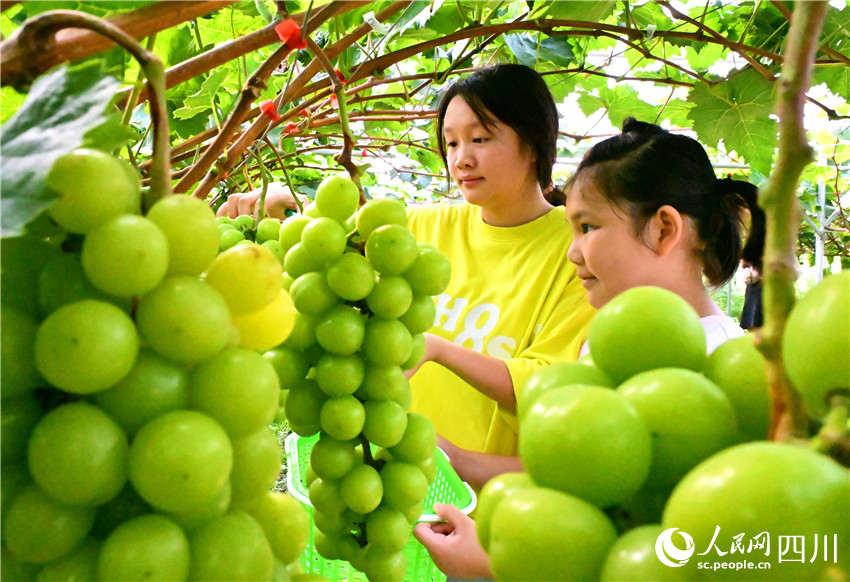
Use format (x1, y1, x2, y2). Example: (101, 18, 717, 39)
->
(1, 87, 25, 125)
(814, 66, 850, 102)
(503, 33, 539, 67)
(172, 69, 231, 120)
(577, 93, 604, 117)
(1, 63, 122, 238)
(535, 1, 616, 22)
(658, 98, 694, 129)
(538, 36, 575, 67)
(595, 85, 659, 129)
(629, 2, 673, 29)
(426, 3, 467, 34)
(687, 69, 777, 176)
(686, 43, 726, 72)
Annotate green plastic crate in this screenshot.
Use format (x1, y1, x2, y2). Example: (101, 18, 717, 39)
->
(284, 432, 477, 581)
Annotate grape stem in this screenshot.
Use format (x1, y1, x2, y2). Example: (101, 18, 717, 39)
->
(11, 9, 172, 209)
(754, 1, 828, 441)
(810, 394, 850, 467)
(305, 35, 366, 206)
(251, 145, 270, 222)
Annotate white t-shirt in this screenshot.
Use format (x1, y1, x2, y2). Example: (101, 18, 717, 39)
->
(579, 314, 744, 358)
(701, 314, 745, 353)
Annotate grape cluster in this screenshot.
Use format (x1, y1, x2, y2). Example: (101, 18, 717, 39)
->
(476, 285, 850, 581)
(278, 174, 450, 582)
(1, 148, 311, 581)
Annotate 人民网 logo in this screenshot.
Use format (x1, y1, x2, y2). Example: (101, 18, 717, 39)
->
(656, 527, 696, 567)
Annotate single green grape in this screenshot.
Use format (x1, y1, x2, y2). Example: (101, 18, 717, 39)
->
(46, 148, 141, 234)
(300, 217, 347, 263)
(290, 272, 340, 315)
(315, 352, 365, 397)
(81, 214, 169, 297)
(205, 244, 283, 316)
(189, 348, 280, 438)
(229, 426, 282, 508)
(366, 275, 413, 319)
(256, 218, 282, 244)
(315, 175, 360, 223)
(27, 401, 128, 507)
(326, 252, 376, 301)
(128, 410, 233, 512)
(136, 277, 231, 364)
(98, 515, 190, 582)
(315, 305, 366, 355)
(187, 511, 274, 582)
(147, 194, 219, 276)
(34, 299, 139, 394)
(3, 484, 95, 563)
(356, 197, 407, 240)
(94, 350, 189, 434)
(403, 244, 451, 296)
(365, 225, 418, 275)
(279, 215, 312, 252)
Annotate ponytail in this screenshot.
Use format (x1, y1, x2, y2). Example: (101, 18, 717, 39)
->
(696, 177, 764, 285)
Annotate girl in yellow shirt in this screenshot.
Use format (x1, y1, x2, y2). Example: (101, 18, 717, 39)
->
(404, 64, 595, 488)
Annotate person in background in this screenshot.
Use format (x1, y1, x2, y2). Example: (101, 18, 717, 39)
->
(414, 117, 766, 579)
(739, 259, 764, 329)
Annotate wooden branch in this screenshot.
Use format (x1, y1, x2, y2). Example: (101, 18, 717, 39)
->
(115, 1, 364, 108)
(0, 1, 235, 89)
(185, 2, 410, 200)
(174, 40, 294, 193)
(658, 0, 775, 81)
(757, 1, 829, 440)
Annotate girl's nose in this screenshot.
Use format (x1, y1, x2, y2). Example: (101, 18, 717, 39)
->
(567, 239, 582, 265)
(453, 144, 473, 168)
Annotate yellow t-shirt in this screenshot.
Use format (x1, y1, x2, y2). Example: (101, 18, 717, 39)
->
(406, 203, 595, 456)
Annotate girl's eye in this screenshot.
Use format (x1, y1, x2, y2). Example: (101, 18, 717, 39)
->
(472, 137, 488, 144)
(581, 223, 596, 234)
(446, 141, 457, 148)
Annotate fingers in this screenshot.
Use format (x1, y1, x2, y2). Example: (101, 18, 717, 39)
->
(237, 193, 256, 219)
(432, 503, 473, 533)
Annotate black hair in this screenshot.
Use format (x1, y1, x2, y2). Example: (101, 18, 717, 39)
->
(568, 117, 765, 285)
(435, 64, 564, 206)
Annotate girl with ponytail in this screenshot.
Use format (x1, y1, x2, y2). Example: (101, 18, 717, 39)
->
(564, 117, 766, 351)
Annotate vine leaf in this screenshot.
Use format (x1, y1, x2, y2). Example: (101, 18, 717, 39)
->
(0, 63, 122, 238)
(688, 69, 777, 176)
(173, 68, 231, 120)
(578, 85, 659, 130)
(503, 33, 574, 68)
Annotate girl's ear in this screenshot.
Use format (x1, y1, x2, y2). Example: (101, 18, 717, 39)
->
(646, 204, 683, 256)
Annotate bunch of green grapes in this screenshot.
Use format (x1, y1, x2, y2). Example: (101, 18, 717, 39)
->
(1, 148, 310, 582)
(474, 285, 849, 582)
(275, 174, 450, 582)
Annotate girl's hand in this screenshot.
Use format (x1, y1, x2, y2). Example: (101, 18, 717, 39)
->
(413, 504, 493, 579)
(403, 333, 444, 380)
(216, 182, 306, 220)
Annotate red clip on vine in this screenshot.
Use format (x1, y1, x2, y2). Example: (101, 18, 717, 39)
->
(259, 99, 281, 122)
(275, 18, 307, 50)
(334, 68, 347, 85)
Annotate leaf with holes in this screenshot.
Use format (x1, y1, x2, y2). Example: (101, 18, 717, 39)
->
(688, 69, 777, 176)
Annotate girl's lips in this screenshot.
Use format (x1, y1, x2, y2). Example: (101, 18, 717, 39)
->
(580, 276, 596, 288)
(460, 177, 483, 187)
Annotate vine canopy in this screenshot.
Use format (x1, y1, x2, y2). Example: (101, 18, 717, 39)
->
(0, 0, 848, 264)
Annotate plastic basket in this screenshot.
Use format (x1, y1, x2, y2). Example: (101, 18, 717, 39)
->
(284, 432, 477, 581)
